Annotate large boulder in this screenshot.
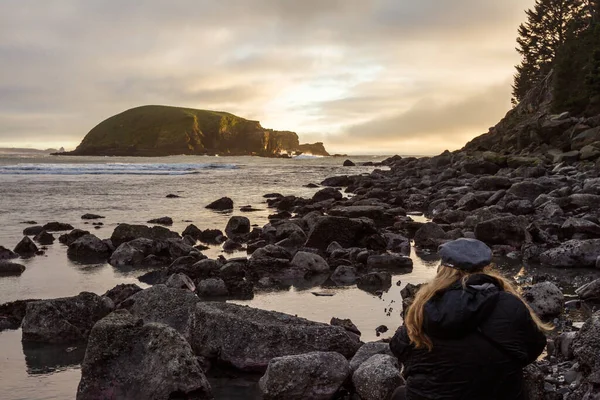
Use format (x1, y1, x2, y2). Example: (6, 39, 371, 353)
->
(109, 238, 199, 268)
(413, 222, 448, 248)
(103, 284, 142, 307)
(258, 352, 349, 400)
(352, 355, 404, 400)
(540, 239, 600, 268)
(76, 310, 212, 400)
(474, 216, 529, 247)
(572, 311, 600, 396)
(305, 217, 376, 251)
(33, 230, 55, 245)
(349, 342, 394, 372)
(0, 246, 18, 260)
(522, 282, 564, 318)
(13, 236, 38, 257)
(225, 216, 251, 238)
(67, 234, 111, 262)
(59, 229, 90, 246)
(124, 285, 199, 342)
(206, 197, 233, 210)
(576, 278, 600, 301)
(290, 251, 330, 274)
(473, 176, 512, 191)
(110, 224, 180, 247)
(21, 292, 113, 343)
(196, 278, 229, 298)
(191, 302, 361, 371)
(0, 261, 26, 276)
(0, 299, 36, 331)
(312, 187, 343, 203)
(507, 181, 548, 201)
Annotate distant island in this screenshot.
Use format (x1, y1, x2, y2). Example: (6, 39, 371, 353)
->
(0, 147, 64, 154)
(56, 105, 329, 157)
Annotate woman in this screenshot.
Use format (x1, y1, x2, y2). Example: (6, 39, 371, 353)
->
(390, 238, 551, 400)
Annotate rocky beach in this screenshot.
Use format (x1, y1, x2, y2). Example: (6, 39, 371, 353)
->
(2, 108, 600, 399)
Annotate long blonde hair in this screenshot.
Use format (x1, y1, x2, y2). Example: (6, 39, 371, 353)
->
(405, 266, 553, 350)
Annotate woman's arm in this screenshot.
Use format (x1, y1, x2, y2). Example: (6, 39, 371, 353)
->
(390, 324, 412, 361)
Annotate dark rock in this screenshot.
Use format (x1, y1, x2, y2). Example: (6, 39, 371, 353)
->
(330, 317, 361, 336)
(343, 159, 356, 167)
(21, 292, 113, 343)
(166, 193, 181, 198)
(329, 206, 386, 222)
(103, 284, 142, 308)
(0, 246, 18, 260)
(110, 224, 180, 247)
(198, 229, 225, 244)
(290, 251, 329, 274)
(331, 265, 359, 285)
(540, 239, 600, 268)
(252, 245, 293, 260)
(182, 224, 202, 239)
(76, 310, 212, 400)
(191, 302, 361, 371)
(312, 187, 343, 203)
(349, 342, 394, 372)
(147, 216, 173, 226)
(124, 285, 199, 341)
(81, 214, 105, 220)
(225, 216, 251, 238)
(473, 176, 512, 191)
(197, 278, 229, 298)
(304, 183, 319, 188)
(59, 229, 91, 246)
(166, 273, 197, 292)
(23, 225, 44, 236)
(576, 278, 600, 301)
(366, 254, 413, 271)
(401, 283, 424, 316)
(321, 175, 353, 187)
(263, 193, 283, 199)
(240, 205, 261, 212)
(474, 216, 529, 247)
(352, 355, 404, 400)
(522, 282, 564, 318)
(42, 222, 74, 232)
(572, 311, 600, 395)
(414, 222, 449, 248)
(259, 351, 349, 400)
(67, 234, 111, 262)
(561, 218, 600, 239)
(0, 299, 36, 331)
(14, 236, 38, 257)
(33, 230, 54, 245)
(375, 325, 389, 335)
(305, 216, 376, 251)
(0, 261, 26, 276)
(206, 197, 234, 210)
(357, 272, 393, 293)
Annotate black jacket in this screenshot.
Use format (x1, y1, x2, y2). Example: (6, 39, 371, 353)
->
(390, 274, 547, 400)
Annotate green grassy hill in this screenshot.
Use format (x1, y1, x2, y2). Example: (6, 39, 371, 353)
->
(68, 105, 328, 157)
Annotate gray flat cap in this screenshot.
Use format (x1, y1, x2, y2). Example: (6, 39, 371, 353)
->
(438, 238, 492, 272)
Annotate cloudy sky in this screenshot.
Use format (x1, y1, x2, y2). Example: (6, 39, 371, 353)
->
(0, 0, 534, 155)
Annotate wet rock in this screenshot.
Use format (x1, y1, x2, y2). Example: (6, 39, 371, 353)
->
(306, 216, 377, 251)
(196, 278, 229, 298)
(561, 218, 600, 239)
(290, 251, 329, 274)
(330, 317, 361, 337)
(343, 159, 356, 167)
(165, 193, 181, 198)
(414, 222, 449, 248)
(540, 239, 600, 268)
(103, 284, 142, 308)
(259, 351, 349, 400)
(572, 311, 600, 394)
(147, 216, 173, 226)
(124, 285, 199, 341)
(554, 332, 577, 359)
(111, 223, 180, 247)
(240, 205, 261, 212)
(0, 261, 26, 276)
(58, 229, 91, 246)
(329, 206, 386, 222)
(21, 292, 113, 343)
(166, 273, 196, 292)
(401, 283, 424, 316)
(222, 239, 243, 252)
(0, 299, 35, 331)
(191, 302, 361, 371)
(507, 181, 548, 201)
(522, 282, 564, 318)
(474, 216, 528, 247)
(321, 175, 353, 187)
(206, 197, 233, 211)
(198, 229, 225, 244)
(473, 176, 512, 191)
(366, 254, 413, 271)
(81, 214, 105, 220)
(43, 222, 74, 232)
(357, 272, 392, 293)
(67, 234, 111, 262)
(0, 246, 18, 260)
(33, 230, 54, 245)
(76, 310, 212, 400)
(383, 233, 411, 256)
(331, 265, 359, 285)
(349, 342, 394, 372)
(252, 244, 293, 260)
(352, 354, 404, 400)
(313, 187, 343, 203)
(182, 224, 203, 239)
(576, 278, 600, 301)
(13, 236, 38, 257)
(225, 216, 251, 238)
(23, 225, 44, 236)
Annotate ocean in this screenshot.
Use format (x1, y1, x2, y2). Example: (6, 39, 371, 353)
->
(0, 154, 440, 399)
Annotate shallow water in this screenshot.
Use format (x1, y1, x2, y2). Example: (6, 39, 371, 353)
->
(0, 154, 475, 398)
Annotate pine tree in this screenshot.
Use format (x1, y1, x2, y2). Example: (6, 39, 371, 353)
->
(512, 0, 590, 104)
